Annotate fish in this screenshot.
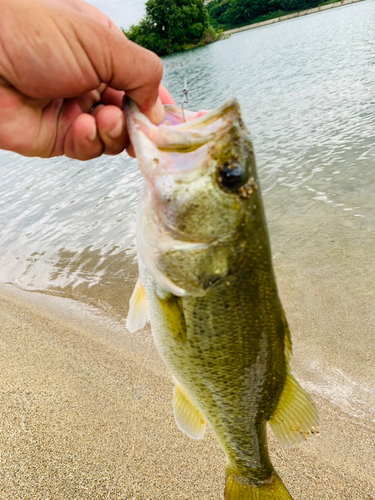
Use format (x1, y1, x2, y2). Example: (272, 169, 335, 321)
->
(124, 96, 320, 500)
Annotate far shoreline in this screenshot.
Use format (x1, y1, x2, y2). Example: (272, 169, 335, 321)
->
(223, 0, 364, 35)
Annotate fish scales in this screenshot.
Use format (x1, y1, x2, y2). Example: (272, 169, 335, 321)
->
(143, 266, 285, 478)
(125, 97, 319, 499)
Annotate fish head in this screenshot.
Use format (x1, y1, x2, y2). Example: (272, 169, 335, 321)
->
(125, 97, 262, 297)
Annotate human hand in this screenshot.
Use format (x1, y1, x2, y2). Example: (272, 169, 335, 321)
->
(0, 0, 175, 160)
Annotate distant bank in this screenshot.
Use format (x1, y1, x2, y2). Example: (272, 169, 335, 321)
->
(224, 0, 364, 35)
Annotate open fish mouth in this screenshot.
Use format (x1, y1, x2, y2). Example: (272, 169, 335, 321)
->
(124, 96, 242, 175)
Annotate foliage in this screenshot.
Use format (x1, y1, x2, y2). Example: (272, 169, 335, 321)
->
(319, 0, 341, 5)
(124, 0, 218, 56)
(207, 0, 322, 27)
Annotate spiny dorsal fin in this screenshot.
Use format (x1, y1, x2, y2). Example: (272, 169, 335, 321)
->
(126, 278, 149, 332)
(173, 379, 206, 440)
(269, 369, 320, 448)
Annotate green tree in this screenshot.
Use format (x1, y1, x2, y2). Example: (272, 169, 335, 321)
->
(207, 0, 321, 26)
(125, 0, 212, 56)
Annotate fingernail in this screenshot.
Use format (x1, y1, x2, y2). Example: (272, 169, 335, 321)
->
(150, 97, 164, 124)
(88, 127, 97, 142)
(108, 120, 123, 140)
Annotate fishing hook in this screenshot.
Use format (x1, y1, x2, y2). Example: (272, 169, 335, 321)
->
(181, 77, 189, 122)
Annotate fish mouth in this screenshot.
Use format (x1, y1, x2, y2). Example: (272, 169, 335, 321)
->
(124, 96, 241, 156)
(159, 97, 239, 129)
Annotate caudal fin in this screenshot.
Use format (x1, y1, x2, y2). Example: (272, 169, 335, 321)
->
(225, 472, 292, 500)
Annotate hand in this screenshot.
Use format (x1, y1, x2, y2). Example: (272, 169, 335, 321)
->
(0, 0, 175, 160)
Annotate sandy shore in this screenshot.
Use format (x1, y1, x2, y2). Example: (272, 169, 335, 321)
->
(0, 283, 374, 499)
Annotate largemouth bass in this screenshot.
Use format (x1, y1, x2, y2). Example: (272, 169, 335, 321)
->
(124, 97, 319, 500)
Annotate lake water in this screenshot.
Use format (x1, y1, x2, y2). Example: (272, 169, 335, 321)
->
(1, 0, 375, 448)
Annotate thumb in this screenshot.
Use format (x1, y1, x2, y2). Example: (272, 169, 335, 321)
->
(86, 22, 165, 123)
(63, 0, 165, 123)
(120, 40, 165, 124)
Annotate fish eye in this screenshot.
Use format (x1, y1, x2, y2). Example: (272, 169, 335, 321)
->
(218, 162, 247, 192)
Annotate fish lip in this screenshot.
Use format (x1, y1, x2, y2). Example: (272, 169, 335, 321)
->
(160, 97, 240, 130)
(123, 96, 239, 119)
(124, 96, 240, 131)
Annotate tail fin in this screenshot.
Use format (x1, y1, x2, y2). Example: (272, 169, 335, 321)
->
(225, 472, 292, 500)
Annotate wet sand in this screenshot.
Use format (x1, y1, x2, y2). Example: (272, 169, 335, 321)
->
(0, 283, 374, 499)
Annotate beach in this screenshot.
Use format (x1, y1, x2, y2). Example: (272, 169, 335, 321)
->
(1, 283, 374, 499)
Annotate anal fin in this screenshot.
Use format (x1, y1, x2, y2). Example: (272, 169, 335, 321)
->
(269, 369, 320, 448)
(126, 277, 149, 332)
(173, 379, 206, 440)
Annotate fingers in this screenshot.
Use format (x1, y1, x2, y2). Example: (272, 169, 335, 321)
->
(2, 0, 164, 126)
(95, 104, 128, 155)
(64, 113, 103, 160)
(0, 71, 173, 159)
(0, 0, 169, 158)
(126, 142, 136, 158)
(66, 84, 172, 159)
(159, 85, 176, 105)
(125, 84, 175, 158)
(100, 87, 124, 108)
(64, 105, 128, 159)
(82, 22, 164, 124)
(86, 83, 174, 159)
(50, 89, 105, 157)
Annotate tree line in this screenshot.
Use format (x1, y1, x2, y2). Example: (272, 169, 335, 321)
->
(124, 0, 220, 57)
(124, 0, 331, 56)
(207, 0, 323, 27)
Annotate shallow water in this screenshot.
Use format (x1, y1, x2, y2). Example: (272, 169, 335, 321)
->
(1, 0, 375, 423)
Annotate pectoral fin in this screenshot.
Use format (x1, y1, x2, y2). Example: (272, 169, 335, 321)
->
(173, 379, 206, 440)
(269, 369, 320, 448)
(126, 278, 149, 332)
